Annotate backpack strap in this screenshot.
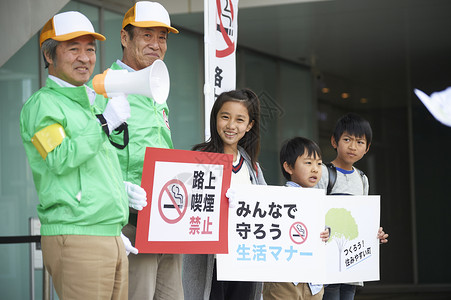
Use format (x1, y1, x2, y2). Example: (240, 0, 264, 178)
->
(326, 163, 368, 195)
(325, 163, 337, 195)
(355, 167, 367, 194)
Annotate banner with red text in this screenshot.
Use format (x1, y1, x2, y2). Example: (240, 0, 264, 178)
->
(135, 148, 232, 254)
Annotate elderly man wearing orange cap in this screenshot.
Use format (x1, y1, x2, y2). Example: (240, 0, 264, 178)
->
(20, 11, 139, 300)
(103, 2, 182, 300)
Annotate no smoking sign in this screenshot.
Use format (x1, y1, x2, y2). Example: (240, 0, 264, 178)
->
(289, 222, 308, 244)
(158, 179, 188, 224)
(136, 147, 232, 254)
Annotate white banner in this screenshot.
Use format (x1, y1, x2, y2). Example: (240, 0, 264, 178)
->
(216, 185, 381, 284)
(204, 0, 239, 140)
(217, 185, 326, 283)
(324, 195, 380, 284)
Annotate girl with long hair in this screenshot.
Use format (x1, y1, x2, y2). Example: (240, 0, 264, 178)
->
(183, 88, 266, 300)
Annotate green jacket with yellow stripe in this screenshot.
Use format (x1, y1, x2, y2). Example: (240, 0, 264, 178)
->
(20, 78, 128, 236)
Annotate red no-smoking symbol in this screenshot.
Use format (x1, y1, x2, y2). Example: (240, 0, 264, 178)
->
(289, 222, 308, 244)
(158, 179, 188, 224)
(216, 0, 235, 58)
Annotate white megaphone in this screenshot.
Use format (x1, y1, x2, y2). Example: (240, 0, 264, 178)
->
(92, 59, 170, 104)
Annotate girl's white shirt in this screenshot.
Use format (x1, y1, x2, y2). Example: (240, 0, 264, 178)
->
(230, 150, 252, 186)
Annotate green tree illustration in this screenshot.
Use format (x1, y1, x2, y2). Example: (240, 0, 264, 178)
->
(326, 208, 359, 272)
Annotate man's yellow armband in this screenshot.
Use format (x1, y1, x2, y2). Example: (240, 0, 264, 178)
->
(31, 123, 66, 160)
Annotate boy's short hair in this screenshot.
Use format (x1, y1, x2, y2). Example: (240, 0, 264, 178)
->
(279, 136, 322, 181)
(333, 113, 372, 149)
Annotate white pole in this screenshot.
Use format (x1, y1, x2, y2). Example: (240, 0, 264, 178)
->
(203, 0, 213, 141)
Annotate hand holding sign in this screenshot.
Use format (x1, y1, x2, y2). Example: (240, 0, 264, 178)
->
(226, 187, 241, 208)
(125, 181, 147, 211)
(121, 232, 138, 256)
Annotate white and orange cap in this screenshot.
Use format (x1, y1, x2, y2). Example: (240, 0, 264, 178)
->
(39, 11, 106, 47)
(122, 1, 179, 34)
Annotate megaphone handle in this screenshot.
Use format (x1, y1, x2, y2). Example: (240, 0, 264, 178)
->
(109, 122, 129, 150)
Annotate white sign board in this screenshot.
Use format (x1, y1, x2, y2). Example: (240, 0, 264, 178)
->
(136, 148, 232, 254)
(324, 196, 380, 283)
(217, 185, 380, 283)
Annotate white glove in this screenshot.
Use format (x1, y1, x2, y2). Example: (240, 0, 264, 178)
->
(121, 232, 138, 256)
(225, 187, 237, 208)
(103, 94, 130, 134)
(124, 181, 147, 211)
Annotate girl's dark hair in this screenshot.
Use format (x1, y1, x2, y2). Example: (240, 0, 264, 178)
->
(192, 88, 261, 168)
(279, 137, 322, 181)
(333, 113, 372, 149)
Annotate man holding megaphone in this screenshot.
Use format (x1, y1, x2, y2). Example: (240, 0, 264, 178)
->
(96, 2, 182, 300)
(20, 11, 133, 299)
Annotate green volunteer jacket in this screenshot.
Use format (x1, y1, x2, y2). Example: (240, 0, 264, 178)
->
(20, 78, 128, 236)
(97, 61, 174, 186)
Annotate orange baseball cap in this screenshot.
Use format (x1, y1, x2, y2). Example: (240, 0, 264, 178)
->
(39, 11, 106, 47)
(122, 1, 179, 34)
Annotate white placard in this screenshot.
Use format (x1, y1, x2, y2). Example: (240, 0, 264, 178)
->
(217, 185, 381, 284)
